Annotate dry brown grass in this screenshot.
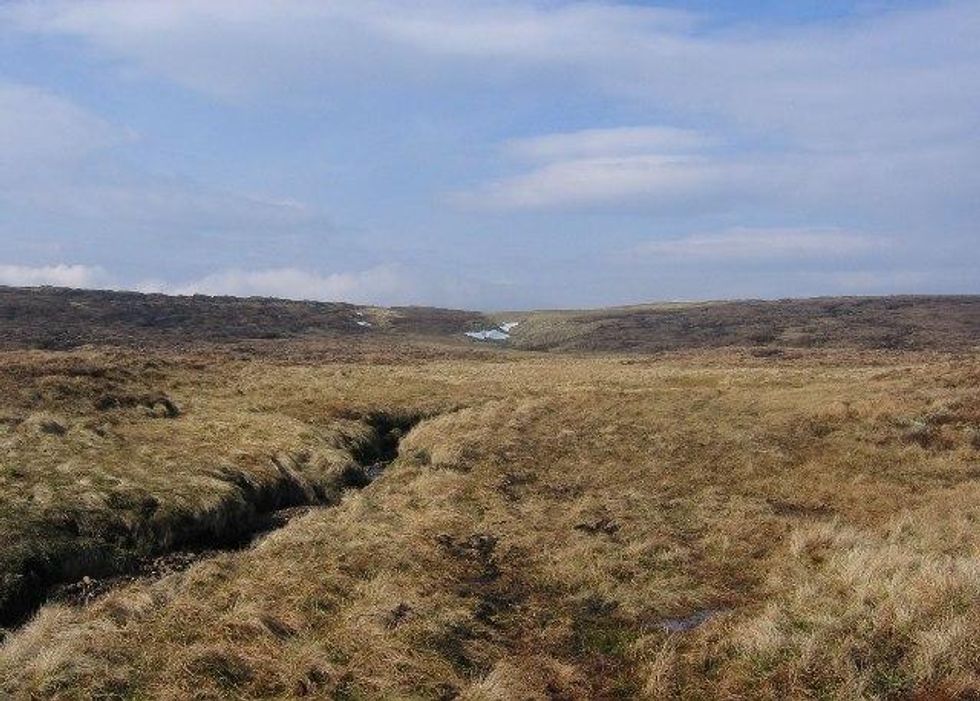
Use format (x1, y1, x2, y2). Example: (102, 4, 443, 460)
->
(0, 339, 978, 699)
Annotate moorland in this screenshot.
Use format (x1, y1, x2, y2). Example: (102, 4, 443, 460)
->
(1, 287, 979, 699)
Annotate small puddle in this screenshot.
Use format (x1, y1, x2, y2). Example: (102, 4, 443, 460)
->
(660, 608, 728, 633)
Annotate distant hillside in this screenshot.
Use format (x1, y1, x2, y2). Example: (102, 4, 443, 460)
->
(506, 296, 980, 352)
(0, 287, 485, 350)
(1, 287, 977, 352)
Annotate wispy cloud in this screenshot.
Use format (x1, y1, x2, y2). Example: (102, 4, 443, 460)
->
(0, 80, 334, 261)
(0, 1, 691, 99)
(636, 227, 883, 262)
(0, 82, 124, 177)
(5, 179, 325, 233)
(457, 124, 747, 211)
(457, 154, 748, 211)
(7, 0, 976, 150)
(504, 126, 714, 161)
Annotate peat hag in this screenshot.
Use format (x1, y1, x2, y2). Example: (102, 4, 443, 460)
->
(0, 411, 421, 631)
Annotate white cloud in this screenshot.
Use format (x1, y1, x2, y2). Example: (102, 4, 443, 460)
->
(0, 78, 327, 240)
(0, 262, 499, 308)
(0, 82, 123, 175)
(1, 1, 691, 98)
(457, 154, 747, 210)
(0, 81, 330, 242)
(372, 2, 692, 63)
(5, 0, 977, 220)
(505, 126, 713, 162)
(138, 265, 418, 305)
(0, 264, 106, 287)
(457, 125, 757, 210)
(637, 227, 882, 262)
(6, 0, 976, 150)
(3, 179, 324, 233)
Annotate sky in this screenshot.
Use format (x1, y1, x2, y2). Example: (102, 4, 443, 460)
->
(0, 0, 977, 309)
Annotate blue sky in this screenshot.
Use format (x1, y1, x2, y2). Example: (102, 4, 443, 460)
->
(0, 0, 977, 309)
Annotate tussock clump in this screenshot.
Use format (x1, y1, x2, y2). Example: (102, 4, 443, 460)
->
(95, 393, 180, 418)
(903, 419, 953, 449)
(695, 518, 980, 698)
(968, 427, 980, 450)
(17, 413, 69, 438)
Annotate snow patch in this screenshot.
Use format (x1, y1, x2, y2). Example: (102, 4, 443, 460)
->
(465, 329, 510, 341)
(356, 320, 372, 327)
(465, 321, 520, 342)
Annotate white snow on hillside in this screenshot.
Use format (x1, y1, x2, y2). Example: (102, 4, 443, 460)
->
(465, 321, 520, 342)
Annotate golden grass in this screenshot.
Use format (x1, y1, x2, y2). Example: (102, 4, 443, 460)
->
(0, 341, 978, 698)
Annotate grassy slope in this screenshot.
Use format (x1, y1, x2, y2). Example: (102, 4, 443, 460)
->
(504, 296, 980, 353)
(2, 342, 979, 699)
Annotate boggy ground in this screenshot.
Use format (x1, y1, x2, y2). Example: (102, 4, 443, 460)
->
(1, 338, 979, 699)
